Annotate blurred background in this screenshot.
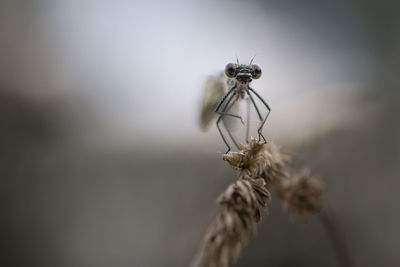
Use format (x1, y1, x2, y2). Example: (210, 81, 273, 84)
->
(0, 0, 399, 266)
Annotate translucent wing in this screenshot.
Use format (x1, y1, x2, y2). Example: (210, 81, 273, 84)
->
(199, 72, 239, 131)
(199, 72, 226, 131)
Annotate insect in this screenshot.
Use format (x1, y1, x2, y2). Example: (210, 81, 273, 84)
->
(199, 58, 271, 153)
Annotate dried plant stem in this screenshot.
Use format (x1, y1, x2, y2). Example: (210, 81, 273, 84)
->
(318, 208, 353, 267)
(190, 177, 270, 267)
(191, 138, 326, 267)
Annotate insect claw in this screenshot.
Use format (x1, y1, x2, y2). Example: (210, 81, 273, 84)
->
(258, 130, 267, 144)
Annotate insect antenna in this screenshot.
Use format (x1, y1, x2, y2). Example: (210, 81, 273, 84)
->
(235, 54, 239, 64)
(249, 54, 257, 65)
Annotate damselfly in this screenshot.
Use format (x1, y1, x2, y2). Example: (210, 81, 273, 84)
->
(199, 58, 271, 153)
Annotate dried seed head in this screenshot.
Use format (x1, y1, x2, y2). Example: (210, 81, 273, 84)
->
(262, 142, 291, 187)
(192, 177, 271, 267)
(223, 138, 285, 180)
(281, 169, 323, 219)
(192, 139, 324, 267)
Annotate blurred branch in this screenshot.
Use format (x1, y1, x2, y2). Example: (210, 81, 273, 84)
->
(318, 207, 354, 267)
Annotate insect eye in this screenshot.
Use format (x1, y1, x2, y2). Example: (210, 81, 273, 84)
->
(225, 63, 236, 78)
(252, 64, 262, 79)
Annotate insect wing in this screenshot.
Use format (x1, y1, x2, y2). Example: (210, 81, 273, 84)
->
(199, 73, 227, 131)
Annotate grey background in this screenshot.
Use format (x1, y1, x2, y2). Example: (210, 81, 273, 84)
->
(0, 0, 399, 266)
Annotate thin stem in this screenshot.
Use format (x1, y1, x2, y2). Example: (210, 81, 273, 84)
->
(318, 208, 353, 267)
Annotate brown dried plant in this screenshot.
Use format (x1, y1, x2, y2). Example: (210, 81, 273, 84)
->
(191, 138, 323, 267)
(278, 169, 323, 219)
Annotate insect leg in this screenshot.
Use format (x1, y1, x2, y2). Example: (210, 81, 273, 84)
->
(215, 85, 236, 112)
(246, 97, 250, 143)
(246, 90, 263, 121)
(246, 89, 263, 142)
(215, 86, 244, 124)
(223, 121, 240, 149)
(216, 92, 239, 153)
(222, 95, 240, 149)
(248, 88, 271, 143)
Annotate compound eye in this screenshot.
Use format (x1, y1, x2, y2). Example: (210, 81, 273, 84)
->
(225, 63, 236, 78)
(252, 64, 262, 79)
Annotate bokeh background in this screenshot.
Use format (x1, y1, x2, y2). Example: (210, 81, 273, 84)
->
(1, 0, 399, 266)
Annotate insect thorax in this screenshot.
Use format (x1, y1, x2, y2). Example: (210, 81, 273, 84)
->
(226, 77, 249, 99)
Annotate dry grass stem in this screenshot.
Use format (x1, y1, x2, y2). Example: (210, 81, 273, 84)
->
(191, 138, 323, 267)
